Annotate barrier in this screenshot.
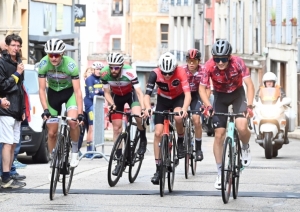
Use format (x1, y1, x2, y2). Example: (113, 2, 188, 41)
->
(79, 96, 109, 161)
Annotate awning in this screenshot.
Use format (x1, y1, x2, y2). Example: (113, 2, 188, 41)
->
(29, 33, 79, 42)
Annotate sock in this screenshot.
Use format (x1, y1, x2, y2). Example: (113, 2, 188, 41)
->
(87, 141, 93, 151)
(217, 163, 222, 176)
(195, 138, 202, 151)
(116, 148, 122, 158)
(2, 172, 10, 182)
(155, 159, 161, 165)
(139, 129, 146, 139)
(242, 143, 249, 150)
(71, 141, 79, 153)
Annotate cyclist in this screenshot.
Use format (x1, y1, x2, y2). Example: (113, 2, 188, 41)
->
(100, 52, 146, 175)
(84, 61, 105, 158)
(144, 52, 191, 185)
(38, 39, 84, 172)
(182, 49, 211, 161)
(199, 39, 255, 190)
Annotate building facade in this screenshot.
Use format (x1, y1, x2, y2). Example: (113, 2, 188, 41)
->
(0, 0, 29, 63)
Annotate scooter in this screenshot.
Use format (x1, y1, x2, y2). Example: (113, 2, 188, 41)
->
(253, 87, 291, 159)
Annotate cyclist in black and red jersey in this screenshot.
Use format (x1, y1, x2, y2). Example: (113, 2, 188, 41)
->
(199, 40, 255, 190)
(144, 52, 191, 185)
(182, 49, 211, 161)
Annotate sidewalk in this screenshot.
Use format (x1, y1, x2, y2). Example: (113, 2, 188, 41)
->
(103, 128, 300, 142)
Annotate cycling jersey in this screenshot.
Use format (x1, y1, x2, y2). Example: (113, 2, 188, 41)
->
(145, 67, 190, 99)
(38, 56, 79, 92)
(182, 64, 209, 92)
(84, 74, 104, 110)
(200, 56, 250, 93)
(100, 65, 140, 96)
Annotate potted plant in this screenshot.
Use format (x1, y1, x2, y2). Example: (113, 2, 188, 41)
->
(270, 8, 276, 26)
(290, 17, 297, 26)
(282, 18, 286, 26)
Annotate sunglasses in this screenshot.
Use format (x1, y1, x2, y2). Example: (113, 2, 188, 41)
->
(161, 71, 174, 76)
(48, 53, 62, 59)
(109, 66, 122, 71)
(213, 57, 229, 63)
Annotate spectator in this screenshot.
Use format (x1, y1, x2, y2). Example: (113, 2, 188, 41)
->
(0, 34, 26, 189)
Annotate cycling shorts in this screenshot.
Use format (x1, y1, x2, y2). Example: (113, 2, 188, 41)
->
(212, 86, 247, 129)
(190, 92, 202, 114)
(47, 87, 77, 123)
(111, 90, 140, 120)
(154, 93, 184, 125)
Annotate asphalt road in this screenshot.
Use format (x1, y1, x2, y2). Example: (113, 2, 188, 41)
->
(0, 133, 299, 211)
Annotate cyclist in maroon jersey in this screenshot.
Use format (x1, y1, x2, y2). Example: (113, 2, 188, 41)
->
(144, 52, 191, 185)
(182, 49, 211, 161)
(199, 40, 255, 190)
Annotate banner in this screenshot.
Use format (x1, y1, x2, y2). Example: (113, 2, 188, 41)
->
(74, 4, 86, 27)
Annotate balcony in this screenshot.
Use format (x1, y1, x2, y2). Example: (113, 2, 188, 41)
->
(269, 25, 298, 46)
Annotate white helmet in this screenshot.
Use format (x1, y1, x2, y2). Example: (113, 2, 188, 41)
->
(262, 72, 277, 86)
(92, 61, 104, 70)
(44, 38, 66, 54)
(107, 52, 124, 65)
(158, 52, 177, 73)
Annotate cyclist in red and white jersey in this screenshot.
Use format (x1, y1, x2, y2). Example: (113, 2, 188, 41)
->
(182, 49, 211, 161)
(144, 52, 191, 185)
(199, 40, 255, 190)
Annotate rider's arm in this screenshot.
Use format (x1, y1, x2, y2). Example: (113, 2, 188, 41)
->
(199, 84, 211, 107)
(243, 77, 255, 106)
(134, 87, 145, 109)
(72, 78, 83, 115)
(144, 71, 157, 110)
(103, 86, 114, 106)
(38, 76, 48, 110)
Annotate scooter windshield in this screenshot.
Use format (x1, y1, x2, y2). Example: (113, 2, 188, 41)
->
(259, 87, 280, 104)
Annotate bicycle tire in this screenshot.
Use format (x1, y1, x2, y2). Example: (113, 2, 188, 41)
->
(62, 137, 74, 196)
(159, 135, 168, 197)
(107, 133, 128, 187)
(128, 132, 144, 183)
(232, 132, 242, 199)
(168, 132, 176, 192)
(184, 119, 191, 179)
(221, 137, 233, 204)
(49, 139, 61, 200)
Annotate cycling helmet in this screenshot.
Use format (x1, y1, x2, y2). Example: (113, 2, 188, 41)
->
(107, 52, 124, 65)
(92, 61, 104, 70)
(186, 49, 201, 60)
(158, 52, 177, 73)
(211, 39, 232, 56)
(262, 72, 277, 87)
(44, 38, 66, 54)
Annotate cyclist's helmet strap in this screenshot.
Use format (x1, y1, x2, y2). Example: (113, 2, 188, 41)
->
(211, 39, 232, 56)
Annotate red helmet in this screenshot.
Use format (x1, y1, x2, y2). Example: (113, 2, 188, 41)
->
(186, 49, 201, 60)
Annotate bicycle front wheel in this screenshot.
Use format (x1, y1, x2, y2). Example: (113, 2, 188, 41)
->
(128, 132, 144, 183)
(168, 132, 176, 192)
(62, 138, 74, 196)
(184, 120, 191, 179)
(221, 137, 233, 204)
(49, 138, 62, 200)
(233, 133, 242, 199)
(107, 133, 128, 187)
(159, 135, 168, 197)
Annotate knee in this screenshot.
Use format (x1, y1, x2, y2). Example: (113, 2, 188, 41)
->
(48, 131, 57, 140)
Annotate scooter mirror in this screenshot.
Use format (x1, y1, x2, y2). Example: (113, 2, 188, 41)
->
(281, 97, 292, 106)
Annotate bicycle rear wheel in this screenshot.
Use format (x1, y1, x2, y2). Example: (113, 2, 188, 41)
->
(168, 132, 176, 192)
(49, 139, 61, 200)
(62, 138, 74, 196)
(128, 132, 144, 183)
(221, 137, 233, 204)
(107, 133, 128, 187)
(184, 120, 191, 179)
(159, 135, 168, 197)
(233, 133, 242, 199)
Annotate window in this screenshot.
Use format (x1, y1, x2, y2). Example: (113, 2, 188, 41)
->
(112, 38, 121, 50)
(112, 0, 123, 16)
(161, 24, 169, 49)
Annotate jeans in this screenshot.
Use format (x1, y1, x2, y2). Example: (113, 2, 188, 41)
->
(0, 126, 22, 177)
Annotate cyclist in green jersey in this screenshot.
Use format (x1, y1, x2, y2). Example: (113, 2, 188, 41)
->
(101, 52, 146, 176)
(38, 39, 84, 172)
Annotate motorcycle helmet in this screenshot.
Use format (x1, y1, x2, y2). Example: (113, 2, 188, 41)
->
(262, 72, 277, 87)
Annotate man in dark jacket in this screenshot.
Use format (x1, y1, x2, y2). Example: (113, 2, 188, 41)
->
(0, 34, 26, 189)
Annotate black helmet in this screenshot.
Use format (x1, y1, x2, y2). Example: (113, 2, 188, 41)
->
(211, 39, 232, 56)
(186, 49, 201, 60)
